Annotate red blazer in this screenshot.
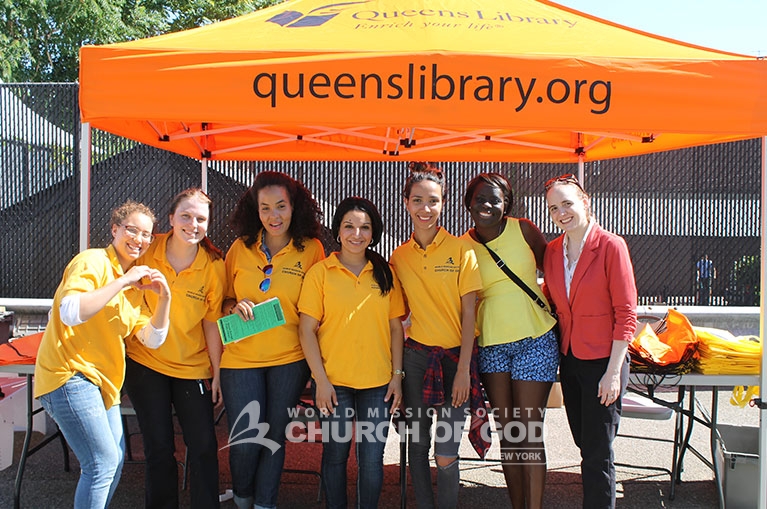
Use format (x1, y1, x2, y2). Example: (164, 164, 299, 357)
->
(543, 224, 637, 360)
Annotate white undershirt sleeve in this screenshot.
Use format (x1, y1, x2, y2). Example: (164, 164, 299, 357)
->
(59, 294, 84, 326)
(136, 323, 169, 349)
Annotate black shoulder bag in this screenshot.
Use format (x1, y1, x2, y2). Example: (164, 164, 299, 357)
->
(481, 242, 558, 326)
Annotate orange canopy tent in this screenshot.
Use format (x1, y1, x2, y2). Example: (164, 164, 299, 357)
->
(78, 0, 767, 162)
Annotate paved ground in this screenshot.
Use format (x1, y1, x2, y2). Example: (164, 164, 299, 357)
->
(0, 384, 760, 508)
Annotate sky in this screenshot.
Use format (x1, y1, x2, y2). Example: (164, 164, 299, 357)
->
(556, 0, 767, 56)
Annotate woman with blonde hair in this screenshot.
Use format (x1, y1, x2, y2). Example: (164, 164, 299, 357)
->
(543, 174, 637, 509)
(124, 188, 226, 509)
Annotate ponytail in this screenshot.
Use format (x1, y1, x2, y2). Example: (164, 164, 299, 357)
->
(200, 236, 223, 261)
(365, 249, 394, 296)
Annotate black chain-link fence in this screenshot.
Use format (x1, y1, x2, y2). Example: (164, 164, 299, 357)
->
(1, 83, 761, 305)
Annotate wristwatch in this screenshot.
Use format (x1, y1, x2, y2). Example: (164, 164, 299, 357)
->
(393, 369, 405, 379)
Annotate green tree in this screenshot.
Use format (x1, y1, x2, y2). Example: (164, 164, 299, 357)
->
(1, 0, 281, 83)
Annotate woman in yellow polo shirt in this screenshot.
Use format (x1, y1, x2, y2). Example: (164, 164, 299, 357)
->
(390, 163, 483, 509)
(298, 196, 406, 509)
(221, 171, 325, 509)
(35, 201, 171, 509)
(123, 189, 226, 509)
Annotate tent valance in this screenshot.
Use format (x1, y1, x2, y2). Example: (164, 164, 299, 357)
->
(79, 0, 767, 161)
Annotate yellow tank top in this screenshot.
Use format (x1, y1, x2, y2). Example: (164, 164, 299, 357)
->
(465, 218, 556, 347)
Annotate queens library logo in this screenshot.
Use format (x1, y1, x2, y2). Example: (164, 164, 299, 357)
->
(267, 1, 370, 27)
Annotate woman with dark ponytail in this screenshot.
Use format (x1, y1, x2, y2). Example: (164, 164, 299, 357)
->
(298, 197, 406, 509)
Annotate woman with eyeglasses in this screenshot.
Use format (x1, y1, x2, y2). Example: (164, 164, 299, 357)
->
(543, 174, 637, 509)
(221, 171, 325, 509)
(389, 163, 485, 509)
(35, 201, 171, 509)
(298, 197, 405, 509)
(123, 189, 225, 509)
(462, 173, 558, 509)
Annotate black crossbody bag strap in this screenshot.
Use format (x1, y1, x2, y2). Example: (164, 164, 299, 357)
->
(482, 242, 557, 320)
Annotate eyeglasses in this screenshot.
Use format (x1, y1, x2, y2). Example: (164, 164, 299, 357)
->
(121, 224, 154, 244)
(259, 264, 273, 292)
(544, 173, 585, 192)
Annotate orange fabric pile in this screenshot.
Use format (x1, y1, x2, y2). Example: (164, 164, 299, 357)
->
(629, 309, 699, 374)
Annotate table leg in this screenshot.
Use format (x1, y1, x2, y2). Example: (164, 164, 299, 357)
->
(669, 385, 686, 500)
(13, 374, 33, 509)
(710, 388, 724, 509)
(674, 386, 696, 487)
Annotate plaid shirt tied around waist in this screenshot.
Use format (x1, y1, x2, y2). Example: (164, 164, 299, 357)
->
(404, 337, 491, 459)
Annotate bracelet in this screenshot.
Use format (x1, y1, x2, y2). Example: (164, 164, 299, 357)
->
(393, 369, 405, 379)
(226, 302, 237, 315)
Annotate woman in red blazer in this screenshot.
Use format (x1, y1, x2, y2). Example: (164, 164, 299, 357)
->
(542, 174, 637, 509)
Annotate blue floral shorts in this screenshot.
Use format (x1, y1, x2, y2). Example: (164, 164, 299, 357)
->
(479, 328, 559, 382)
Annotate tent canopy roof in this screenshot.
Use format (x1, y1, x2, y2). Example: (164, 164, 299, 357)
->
(79, 0, 767, 161)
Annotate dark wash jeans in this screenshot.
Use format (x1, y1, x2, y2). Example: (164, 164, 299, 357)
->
(315, 383, 391, 509)
(220, 360, 310, 509)
(559, 351, 629, 509)
(124, 357, 220, 509)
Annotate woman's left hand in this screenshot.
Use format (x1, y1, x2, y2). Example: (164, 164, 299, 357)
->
(211, 375, 223, 407)
(597, 369, 622, 406)
(137, 269, 170, 298)
(385, 376, 403, 413)
(451, 370, 471, 408)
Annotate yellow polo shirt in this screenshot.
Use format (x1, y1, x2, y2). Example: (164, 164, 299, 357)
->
(221, 236, 325, 369)
(298, 253, 406, 389)
(126, 233, 226, 379)
(34, 245, 145, 409)
(390, 227, 481, 348)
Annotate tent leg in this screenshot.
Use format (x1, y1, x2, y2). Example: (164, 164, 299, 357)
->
(201, 158, 208, 192)
(758, 136, 766, 509)
(79, 122, 91, 252)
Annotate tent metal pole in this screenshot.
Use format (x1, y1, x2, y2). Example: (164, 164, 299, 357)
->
(201, 158, 208, 192)
(759, 136, 766, 509)
(578, 153, 585, 184)
(79, 122, 92, 252)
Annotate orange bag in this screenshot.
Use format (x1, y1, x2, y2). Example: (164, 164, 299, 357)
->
(629, 309, 698, 373)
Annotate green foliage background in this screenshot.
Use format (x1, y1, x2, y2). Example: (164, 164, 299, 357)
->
(1, 0, 282, 82)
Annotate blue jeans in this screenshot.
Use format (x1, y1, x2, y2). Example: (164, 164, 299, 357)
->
(317, 383, 391, 509)
(220, 360, 309, 509)
(38, 372, 125, 509)
(403, 347, 467, 509)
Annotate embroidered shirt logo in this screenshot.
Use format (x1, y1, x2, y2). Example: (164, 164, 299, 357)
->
(185, 284, 206, 302)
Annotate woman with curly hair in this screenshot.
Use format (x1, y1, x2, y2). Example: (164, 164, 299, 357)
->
(221, 171, 326, 509)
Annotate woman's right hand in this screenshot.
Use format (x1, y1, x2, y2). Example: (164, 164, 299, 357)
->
(314, 380, 337, 416)
(230, 299, 256, 320)
(121, 265, 154, 287)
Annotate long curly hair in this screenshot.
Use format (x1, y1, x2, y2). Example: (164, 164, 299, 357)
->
(229, 171, 323, 250)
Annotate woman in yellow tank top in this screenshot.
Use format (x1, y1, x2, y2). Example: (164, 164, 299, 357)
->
(462, 173, 558, 509)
